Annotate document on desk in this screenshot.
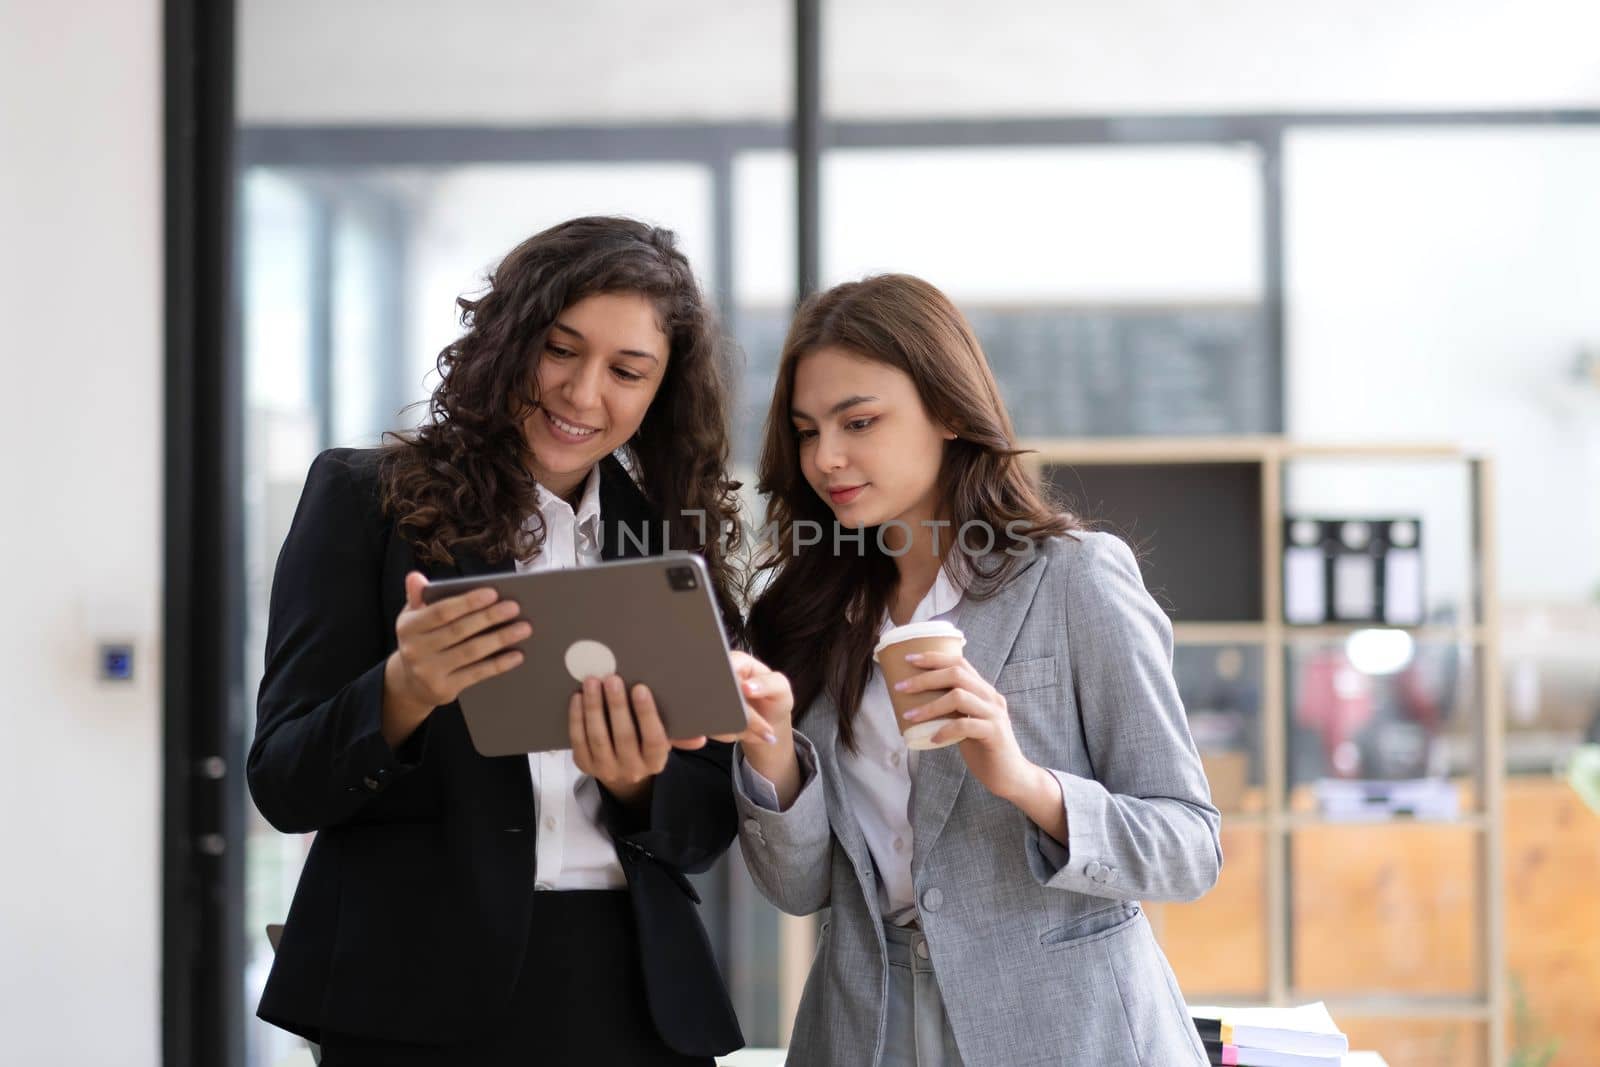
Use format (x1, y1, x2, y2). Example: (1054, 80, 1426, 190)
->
(1191, 1001, 1349, 1060)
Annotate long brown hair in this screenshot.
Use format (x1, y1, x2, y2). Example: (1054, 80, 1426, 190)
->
(379, 216, 743, 629)
(747, 274, 1078, 750)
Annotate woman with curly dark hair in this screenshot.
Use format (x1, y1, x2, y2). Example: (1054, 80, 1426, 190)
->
(248, 217, 753, 1065)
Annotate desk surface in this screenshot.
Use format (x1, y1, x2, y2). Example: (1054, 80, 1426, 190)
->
(276, 1045, 1390, 1066)
(717, 1052, 786, 1067)
(719, 1051, 1389, 1067)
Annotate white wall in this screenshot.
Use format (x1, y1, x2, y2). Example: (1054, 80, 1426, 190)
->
(0, 2, 163, 1065)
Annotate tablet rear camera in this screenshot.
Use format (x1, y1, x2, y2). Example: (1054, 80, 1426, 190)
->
(666, 565, 698, 591)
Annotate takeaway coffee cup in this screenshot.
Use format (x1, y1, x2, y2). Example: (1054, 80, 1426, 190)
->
(873, 620, 968, 751)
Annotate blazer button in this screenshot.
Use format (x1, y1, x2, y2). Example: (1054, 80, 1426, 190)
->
(1085, 861, 1103, 879)
(362, 775, 381, 792)
(921, 887, 943, 913)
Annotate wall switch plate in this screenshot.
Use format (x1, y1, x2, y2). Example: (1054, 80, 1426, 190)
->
(98, 642, 134, 682)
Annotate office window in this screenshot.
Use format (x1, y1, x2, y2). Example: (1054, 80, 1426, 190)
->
(820, 144, 1270, 438)
(824, 0, 1600, 117)
(234, 3, 792, 1061)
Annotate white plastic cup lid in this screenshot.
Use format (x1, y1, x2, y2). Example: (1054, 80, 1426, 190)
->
(873, 620, 966, 661)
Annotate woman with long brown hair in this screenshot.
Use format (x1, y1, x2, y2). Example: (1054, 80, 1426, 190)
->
(730, 274, 1222, 1066)
(248, 216, 755, 1065)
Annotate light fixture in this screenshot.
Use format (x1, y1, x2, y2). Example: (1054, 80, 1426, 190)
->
(1344, 628, 1415, 676)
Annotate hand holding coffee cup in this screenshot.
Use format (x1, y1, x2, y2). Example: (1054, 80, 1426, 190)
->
(874, 621, 968, 750)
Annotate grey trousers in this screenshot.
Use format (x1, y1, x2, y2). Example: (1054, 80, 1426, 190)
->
(880, 923, 965, 1067)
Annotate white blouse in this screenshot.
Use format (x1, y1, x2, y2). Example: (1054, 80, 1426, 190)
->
(745, 567, 964, 923)
(520, 464, 629, 892)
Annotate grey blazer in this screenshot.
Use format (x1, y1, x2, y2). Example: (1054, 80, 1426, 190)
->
(734, 532, 1222, 1067)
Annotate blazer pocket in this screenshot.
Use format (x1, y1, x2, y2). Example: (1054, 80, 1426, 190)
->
(997, 655, 1058, 696)
(1040, 902, 1140, 951)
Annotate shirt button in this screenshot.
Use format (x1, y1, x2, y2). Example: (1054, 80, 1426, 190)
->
(921, 888, 943, 913)
(892, 837, 906, 854)
(543, 816, 559, 832)
(743, 819, 762, 833)
(890, 751, 902, 768)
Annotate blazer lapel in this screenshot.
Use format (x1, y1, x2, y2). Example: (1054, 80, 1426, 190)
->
(910, 552, 1050, 875)
(597, 454, 656, 562)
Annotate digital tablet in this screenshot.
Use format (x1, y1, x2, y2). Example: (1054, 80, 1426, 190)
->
(421, 554, 747, 755)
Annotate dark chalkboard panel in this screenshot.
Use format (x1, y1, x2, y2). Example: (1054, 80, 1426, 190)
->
(1040, 461, 1264, 622)
(729, 303, 1270, 464)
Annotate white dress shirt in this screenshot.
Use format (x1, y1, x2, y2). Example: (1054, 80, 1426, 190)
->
(519, 464, 629, 892)
(745, 566, 964, 923)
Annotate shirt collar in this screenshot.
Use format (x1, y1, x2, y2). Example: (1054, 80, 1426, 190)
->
(921, 564, 964, 620)
(877, 564, 965, 632)
(533, 463, 604, 538)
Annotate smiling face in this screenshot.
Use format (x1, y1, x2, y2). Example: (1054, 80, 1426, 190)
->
(520, 291, 671, 500)
(790, 345, 955, 531)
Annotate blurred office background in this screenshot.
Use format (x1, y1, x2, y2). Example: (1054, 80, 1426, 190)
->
(4, 1, 1599, 1065)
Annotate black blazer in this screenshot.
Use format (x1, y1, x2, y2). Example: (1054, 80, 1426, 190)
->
(248, 448, 744, 1056)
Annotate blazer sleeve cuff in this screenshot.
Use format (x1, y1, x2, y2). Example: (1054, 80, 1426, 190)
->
(1025, 767, 1123, 895)
(739, 759, 785, 811)
(737, 737, 818, 812)
(336, 659, 425, 799)
(732, 730, 826, 843)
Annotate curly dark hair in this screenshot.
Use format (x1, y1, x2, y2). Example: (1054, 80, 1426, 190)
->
(378, 216, 744, 631)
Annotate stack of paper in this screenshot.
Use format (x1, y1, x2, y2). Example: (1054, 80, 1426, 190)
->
(1190, 1002, 1350, 1066)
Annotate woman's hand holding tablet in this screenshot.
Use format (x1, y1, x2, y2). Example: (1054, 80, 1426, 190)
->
(568, 651, 794, 807)
(381, 571, 532, 748)
(569, 674, 706, 806)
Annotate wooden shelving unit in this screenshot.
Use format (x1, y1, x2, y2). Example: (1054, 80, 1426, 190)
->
(1022, 435, 1506, 1067)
